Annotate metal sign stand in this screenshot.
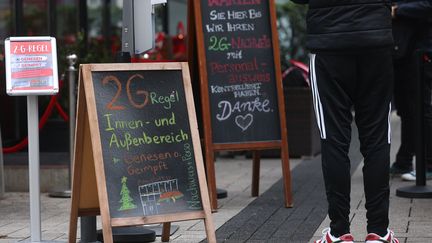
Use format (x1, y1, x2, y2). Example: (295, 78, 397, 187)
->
(27, 96, 63, 242)
(4, 36, 59, 242)
(27, 95, 42, 242)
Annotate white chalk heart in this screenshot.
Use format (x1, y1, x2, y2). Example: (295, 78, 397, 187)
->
(235, 114, 253, 131)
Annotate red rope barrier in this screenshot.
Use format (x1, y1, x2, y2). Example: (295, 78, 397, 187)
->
(2, 80, 69, 154)
(55, 102, 69, 122)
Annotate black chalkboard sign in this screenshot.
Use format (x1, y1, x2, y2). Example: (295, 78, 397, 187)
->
(190, 0, 292, 211)
(200, 0, 281, 143)
(68, 63, 216, 243)
(92, 69, 202, 218)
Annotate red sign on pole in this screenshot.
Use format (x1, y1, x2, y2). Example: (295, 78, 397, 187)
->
(5, 37, 59, 96)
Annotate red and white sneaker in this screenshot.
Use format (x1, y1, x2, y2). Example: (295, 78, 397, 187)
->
(314, 228, 354, 243)
(365, 229, 400, 243)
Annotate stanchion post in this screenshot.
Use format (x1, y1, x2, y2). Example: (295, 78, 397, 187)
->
(396, 49, 432, 198)
(68, 54, 78, 189)
(415, 49, 427, 187)
(0, 125, 5, 199)
(48, 54, 78, 198)
(81, 216, 98, 242)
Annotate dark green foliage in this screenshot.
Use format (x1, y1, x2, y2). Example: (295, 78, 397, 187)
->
(276, 2, 308, 69)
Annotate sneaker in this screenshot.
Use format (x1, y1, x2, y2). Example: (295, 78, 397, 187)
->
(390, 163, 412, 175)
(314, 228, 354, 243)
(365, 229, 399, 243)
(401, 171, 432, 181)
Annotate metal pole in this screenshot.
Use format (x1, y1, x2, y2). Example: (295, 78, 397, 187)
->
(49, 54, 78, 198)
(48, 0, 57, 36)
(396, 50, 432, 198)
(80, 216, 98, 242)
(415, 50, 427, 186)
(27, 95, 41, 242)
(0, 125, 5, 199)
(68, 54, 77, 189)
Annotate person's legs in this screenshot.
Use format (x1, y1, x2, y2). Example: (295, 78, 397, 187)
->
(354, 48, 393, 236)
(310, 52, 355, 237)
(392, 57, 416, 173)
(393, 115, 415, 170)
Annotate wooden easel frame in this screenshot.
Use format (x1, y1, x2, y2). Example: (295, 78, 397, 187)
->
(69, 62, 215, 243)
(189, 0, 293, 211)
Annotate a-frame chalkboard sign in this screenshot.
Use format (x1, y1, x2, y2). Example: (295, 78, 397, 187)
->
(68, 62, 215, 243)
(189, 0, 293, 210)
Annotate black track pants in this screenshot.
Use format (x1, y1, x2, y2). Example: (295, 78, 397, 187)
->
(309, 48, 393, 237)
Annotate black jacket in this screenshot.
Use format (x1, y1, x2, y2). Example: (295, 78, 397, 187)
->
(393, 0, 432, 50)
(291, 0, 394, 51)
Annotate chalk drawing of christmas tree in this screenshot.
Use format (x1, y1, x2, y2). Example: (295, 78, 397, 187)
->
(118, 176, 137, 211)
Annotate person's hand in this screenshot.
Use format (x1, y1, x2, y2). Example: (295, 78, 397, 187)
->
(391, 4, 398, 18)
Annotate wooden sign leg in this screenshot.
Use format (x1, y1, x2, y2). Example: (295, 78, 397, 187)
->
(205, 149, 218, 211)
(101, 228, 113, 243)
(69, 77, 85, 243)
(161, 222, 171, 242)
(68, 154, 81, 243)
(68, 205, 78, 243)
(204, 217, 217, 243)
(251, 150, 261, 197)
(281, 146, 293, 207)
